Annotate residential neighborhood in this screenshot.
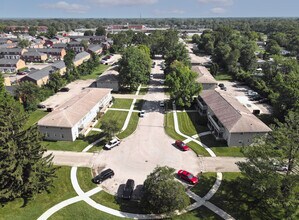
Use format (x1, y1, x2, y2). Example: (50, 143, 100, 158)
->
(0, 2, 298, 220)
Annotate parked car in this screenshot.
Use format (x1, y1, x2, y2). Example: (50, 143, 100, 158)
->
(122, 179, 135, 200)
(139, 110, 145, 117)
(60, 87, 70, 92)
(175, 140, 190, 151)
(218, 83, 224, 88)
(104, 138, 120, 150)
(271, 161, 288, 172)
(17, 71, 27, 75)
(92, 168, 114, 184)
(150, 74, 154, 79)
(177, 170, 198, 184)
(220, 86, 227, 91)
(37, 104, 46, 109)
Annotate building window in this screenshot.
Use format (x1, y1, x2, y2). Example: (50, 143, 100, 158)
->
(61, 134, 64, 138)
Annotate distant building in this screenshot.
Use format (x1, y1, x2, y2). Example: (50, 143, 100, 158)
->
(192, 65, 217, 90)
(0, 48, 27, 59)
(68, 41, 85, 53)
(96, 69, 119, 91)
(87, 44, 103, 55)
(74, 51, 90, 67)
(38, 88, 112, 141)
(195, 90, 271, 146)
(28, 48, 66, 60)
(0, 58, 26, 73)
(22, 51, 47, 63)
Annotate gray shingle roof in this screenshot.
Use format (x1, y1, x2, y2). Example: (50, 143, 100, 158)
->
(74, 51, 90, 62)
(0, 58, 21, 65)
(192, 65, 217, 84)
(24, 66, 54, 81)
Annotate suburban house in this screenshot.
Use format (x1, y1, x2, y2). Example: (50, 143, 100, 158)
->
(30, 39, 44, 48)
(52, 43, 68, 49)
(51, 61, 66, 75)
(73, 51, 90, 67)
(96, 69, 119, 91)
(192, 65, 217, 90)
(20, 66, 54, 86)
(68, 41, 85, 53)
(44, 39, 59, 47)
(87, 44, 103, 55)
(0, 48, 27, 59)
(22, 51, 47, 63)
(20, 61, 66, 86)
(53, 35, 70, 44)
(0, 38, 13, 45)
(28, 48, 66, 60)
(0, 58, 26, 73)
(195, 90, 271, 146)
(38, 88, 112, 141)
(68, 35, 106, 44)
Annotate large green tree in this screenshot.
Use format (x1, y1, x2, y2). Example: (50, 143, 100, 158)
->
(46, 72, 66, 93)
(15, 81, 41, 111)
(141, 166, 190, 214)
(95, 26, 106, 36)
(165, 61, 202, 107)
(164, 42, 190, 73)
(118, 46, 151, 91)
(237, 111, 299, 219)
(101, 119, 121, 140)
(0, 83, 57, 206)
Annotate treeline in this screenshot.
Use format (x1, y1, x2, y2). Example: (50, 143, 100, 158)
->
(195, 26, 299, 120)
(1, 18, 299, 34)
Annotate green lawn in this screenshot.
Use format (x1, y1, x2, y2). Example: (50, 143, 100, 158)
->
(79, 64, 109, 80)
(200, 135, 243, 157)
(177, 112, 209, 136)
(0, 167, 76, 220)
(173, 206, 222, 220)
(164, 112, 185, 141)
(49, 201, 127, 220)
(42, 132, 101, 152)
(133, 99, 145, 111)
(214, 72, 233, 81)
(111, 98, 133, 109)
(164, 112, 210, 156)
(96, 110, 128, 130)
(208, 173, 257, 220)
(191, 172, 217, 197)
(90, 191, 144, 214)
(138, 87, 148, 95)
(24, 110, 48, 129)
(118, 112, 139, 139)
(76, 167, 96, 192)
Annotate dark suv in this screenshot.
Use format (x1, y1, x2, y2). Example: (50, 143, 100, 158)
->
(122, 179, 135, 200)
(92, 168, 114, 184)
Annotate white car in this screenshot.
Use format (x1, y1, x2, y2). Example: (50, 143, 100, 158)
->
(104, 138, 120, 150)
(139, 110, 145, 117)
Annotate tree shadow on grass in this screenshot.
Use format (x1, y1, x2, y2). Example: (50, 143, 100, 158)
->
(191, 174, 217, 198)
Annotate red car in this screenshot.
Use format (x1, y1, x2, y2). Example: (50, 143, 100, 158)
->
(175, 140, 190, 151)
(177, 170, 198, 184)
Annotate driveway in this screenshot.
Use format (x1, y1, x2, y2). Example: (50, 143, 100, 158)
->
(92, 58, 202, 195)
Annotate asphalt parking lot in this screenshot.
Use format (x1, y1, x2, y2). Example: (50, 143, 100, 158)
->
(216, 81, 272, 114)
(93, 58, 202, 198)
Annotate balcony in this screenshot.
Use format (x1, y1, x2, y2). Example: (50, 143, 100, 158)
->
(208, 114, 224, 133)
(196, 98, 207, 111)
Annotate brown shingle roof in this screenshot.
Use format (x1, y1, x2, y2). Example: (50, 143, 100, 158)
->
(192, 65, 217, 84)
(200, 90, 271, 133)
(38, 88, 111, 128)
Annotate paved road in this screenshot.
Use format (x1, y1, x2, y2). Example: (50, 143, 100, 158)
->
(45, 150, 245, 172)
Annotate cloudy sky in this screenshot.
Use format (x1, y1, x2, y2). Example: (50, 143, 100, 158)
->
(1, 0, 298, 18)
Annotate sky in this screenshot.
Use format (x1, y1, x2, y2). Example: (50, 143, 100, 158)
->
(1, 0, 299, 18)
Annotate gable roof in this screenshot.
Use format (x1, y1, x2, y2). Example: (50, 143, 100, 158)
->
(0, 58, 21, 65)
(74, 51, 90, 62)
(192, 65, 217, 84)
(38, 88, 111, 128)
(88, 44, 102, 52)
(23, 51, 47, 57)
(200, 90, 271, 133)
(98, 70, 119, 83)
(23, 66, 54, 81)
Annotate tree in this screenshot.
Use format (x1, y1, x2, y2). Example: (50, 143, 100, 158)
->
(164, 42, 190, 73)
(46, 72, 66, 93)
(118, 46, 151, 91)
(64, 49, 75, 71)
(0, 90, 57, 206)
(132, 32, 149, 46)
(101, 119, 121, 140)
(95, 26, 106, 36)
(15, 81, 41, 111)
(141, 166, 190, 214)
(239, 42, 257, 72)
(18, 39, 31, 48)
(28, 26, 37, 36)
(165, 61, 202, 107)
(191, 34, 200, 44)
(266, 39, 281, 55)
(46, 26, 57, 39)
(237, 111, 299, 219)
(84, 30, 94, 36)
